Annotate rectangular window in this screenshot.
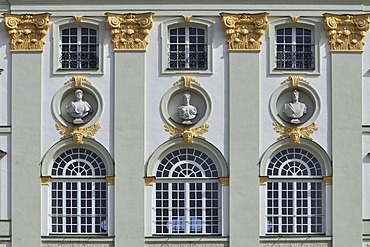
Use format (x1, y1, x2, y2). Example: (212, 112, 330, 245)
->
(50, 181, 107, 234)
(168, 27, 207, 70)
(266, 181, 323, 234)
(60, 27, 99, 70)
(275, 27, 314, 70)
(154, 181, 220, 234)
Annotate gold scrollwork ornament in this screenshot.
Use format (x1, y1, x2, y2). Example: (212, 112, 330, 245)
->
(220, 12, 268, 51)
(324, 13, 370, 51)
(4, 13, 51, 51)
(273, 121, 318, 144)
(106, 12, 153, 51)
(173, 76, 202, 88)
(164, 123, 209, 143)
(56, 123, 101, 144)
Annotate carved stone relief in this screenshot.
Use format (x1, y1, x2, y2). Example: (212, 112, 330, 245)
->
(220, 12, 268, 50)
(4, 13, 51, 51)
(269, 76, 321, 144)
(52, 76, 104, 144)
(160, 76, 212, 143)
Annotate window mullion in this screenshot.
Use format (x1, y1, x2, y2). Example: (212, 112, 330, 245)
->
(62, 182, 67, 233)
(308, 181, 312, 233)
(185, 28, 190, 69)
(293, 181, 297, 234)
(185, 182, 190, 234)
(168, 182, 173, 234)
(77, 181, 81, 234)
(278, 182, 282, 233)
(202, 182, 206, 234)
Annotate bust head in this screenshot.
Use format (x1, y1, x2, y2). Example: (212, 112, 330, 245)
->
(75, 89, 84, 101)
(292, 89, 299, 102)
(183, 92, 191, 105)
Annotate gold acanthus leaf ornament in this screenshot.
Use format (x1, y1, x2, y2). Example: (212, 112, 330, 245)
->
(324, 13, 370, 51)
(164, 123, 209, 143)
(220, 12, 268, 51)
(273, 122, 318, 144)
(106, 12, 153, 51)
(4, 13, 51, 51)
(56, 123, 101, 145)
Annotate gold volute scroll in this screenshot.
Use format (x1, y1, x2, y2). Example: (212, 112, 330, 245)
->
(259, 176, 268, 185)
(324, 13, 370, 51)
(106, 12, 154, 51)
(220, 12, 268, 51)
(323, 176, 332, 185)
(273, 121, 318, 144)
(164, 123, 209, 143)
(4, 13, 51, 51)
(56, 123, 101, 144)
(183, 16, 192, 23)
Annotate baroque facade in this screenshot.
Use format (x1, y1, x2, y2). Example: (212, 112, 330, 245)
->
(0, 0, 369, 247)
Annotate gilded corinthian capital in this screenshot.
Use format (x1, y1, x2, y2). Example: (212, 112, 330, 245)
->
(220, 12, 268, 51)
(106, 12, 153, 51)
(4, 13, 51, 52)
(324, 13, 370, 51)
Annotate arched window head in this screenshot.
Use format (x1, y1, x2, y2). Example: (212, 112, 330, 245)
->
(52, 147, 106, 177)
(146, 138, 228, 236)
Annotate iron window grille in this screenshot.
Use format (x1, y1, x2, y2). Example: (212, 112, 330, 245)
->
(60, 27, 99, 70)
(168, 27, 207, 70)
(275, 27, 314, 70)
(266, 148, 325, 234)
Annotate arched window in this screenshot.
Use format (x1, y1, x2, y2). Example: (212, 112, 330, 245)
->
(146, 139, 228, 236)
(155, 148, 220, 234)
(51, 148, 107, 234)
(266, 148, 324, 234)
(41, 139, 114, 236)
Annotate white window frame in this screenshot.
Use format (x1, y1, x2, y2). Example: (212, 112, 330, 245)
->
(161, 17, 214, 75)
(259, 139, 332, 237)
(41, 139, 114, 237)
(52, 17, 105, 75)
(145, 138, 229, 238)
(268, 17, 321, 75)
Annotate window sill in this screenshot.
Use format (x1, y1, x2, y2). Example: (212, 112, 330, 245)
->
(260, 235, 332, 242)
(53, 69, 103, 75)
(270, 69, 319, 76)
(162, 69, 213, 75)
(42, 235, 114, 242)
(145, 236, 228, 244)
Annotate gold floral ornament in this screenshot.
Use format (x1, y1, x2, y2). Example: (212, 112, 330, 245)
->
(220, 12, 268, 51)
(4, 13, 51, 51)
(273, 121, 318, 144)
(106, 12, 153, 51)
(324, 13, 370, 51)
(164, 123, 209, 144)
(56, 123, 101, 145)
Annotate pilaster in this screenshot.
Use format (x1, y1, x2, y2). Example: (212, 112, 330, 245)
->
(324, 13, 370, 246)
(4, 12, 51, 247)
(107, 12, 153, 247)
(221, 12, 268, 247)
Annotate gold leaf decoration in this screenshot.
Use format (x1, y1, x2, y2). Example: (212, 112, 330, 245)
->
(56, 123, 101, 144)
(280, 76, 310, 87)
(220, 12, 268, 50)
(273, 121, 318, 144)
(324, 13, 370, 51)
(164, 123, 209, 143)
(4, 13, 51, 51)
(173, 76, 202, 88)
(106, 12, 153, 51)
